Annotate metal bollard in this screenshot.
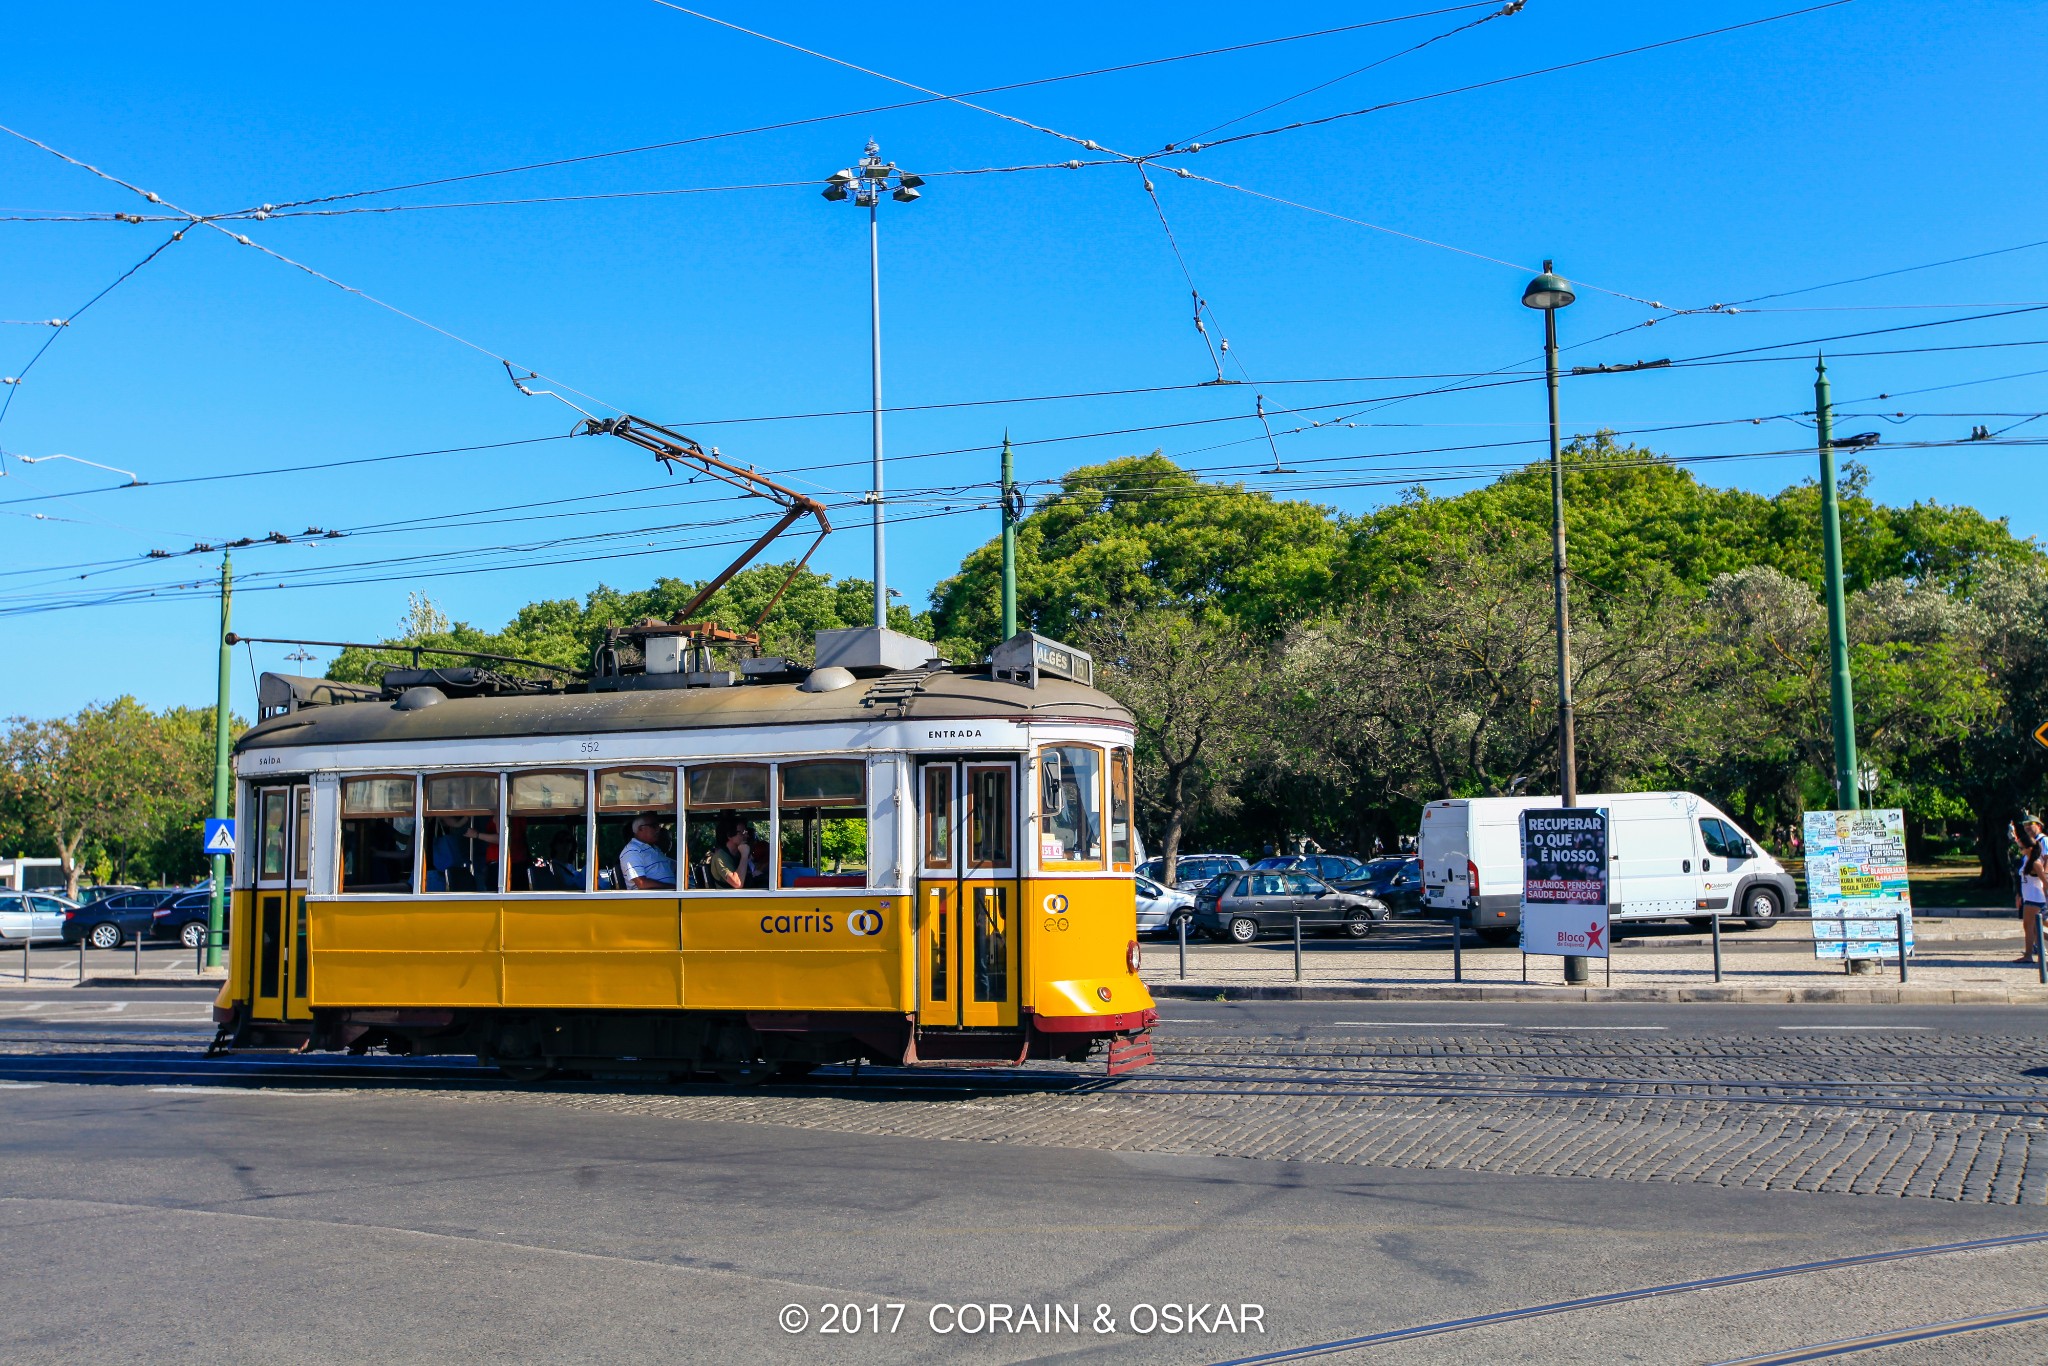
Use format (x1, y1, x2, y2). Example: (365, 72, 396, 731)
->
(133, 930, 141, 976)
(195, 933, 204, 975)
(1177, 914, 1187, 980)
(77, 938, 85, 984)
(1293, 915, 1302, 983)
(1712, 914, 1723, 983)
(1452, 918, 1464, 983)
(1896, 913, 1908, 984)
(2038, 929, 2046, 987)
(21, 934, 28, 983)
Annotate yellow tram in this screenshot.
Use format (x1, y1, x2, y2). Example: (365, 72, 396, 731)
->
(211, 626, 1157, 1077)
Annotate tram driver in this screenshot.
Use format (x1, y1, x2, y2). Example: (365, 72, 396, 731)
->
(620, 813, 678, 890)
(707, 816, 769, 890)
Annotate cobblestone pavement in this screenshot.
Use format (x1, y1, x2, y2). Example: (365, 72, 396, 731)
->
(390, 1028, 2048, 1208)
(10, 1007, 2048, 1209)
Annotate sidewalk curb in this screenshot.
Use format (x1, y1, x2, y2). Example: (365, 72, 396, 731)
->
(1149, 982, 2048, 1005)
(74, 976, 225, 989)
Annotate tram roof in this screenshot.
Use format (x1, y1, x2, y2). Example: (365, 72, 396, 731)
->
(235, 669, 1132, 754)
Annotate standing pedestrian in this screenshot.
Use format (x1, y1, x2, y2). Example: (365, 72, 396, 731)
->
(2013, 816, 2048, 964)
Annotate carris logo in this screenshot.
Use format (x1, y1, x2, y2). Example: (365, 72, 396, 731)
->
(1043, 893, 1069, 913)
(847, 908, 885, 937)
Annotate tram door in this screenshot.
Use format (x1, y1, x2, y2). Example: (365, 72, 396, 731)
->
(916, 762, 1019, 1029)
(250, 784, 313, 1023)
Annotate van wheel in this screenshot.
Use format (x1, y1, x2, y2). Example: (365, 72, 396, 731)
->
(1741, 887, 1782, 929)
(1227, 917, 1260, 944)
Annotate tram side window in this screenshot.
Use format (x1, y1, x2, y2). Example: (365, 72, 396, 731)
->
(508, 770, 589, 892)
(1109, 747, 1134, 869)
(779, 760, 867, 888)
(425, 773, 502, 893)
(1039, 745, 1104, 867)
(597, 768, 678, 890)
(685, 763, 771, 890)
(339, 776, 417, 894)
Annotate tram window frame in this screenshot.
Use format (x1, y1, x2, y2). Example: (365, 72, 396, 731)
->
(1109, 746, 1134, 871)
(506, 769, 592, 894)
(922, 766, 955, 872)
(777, 759, 868, 889)
(596, 767, 680, 892)
(684, 762, 772, 892)
(964, 764, 1015, 874)
(423, 772, 504, 895)
(1037, 743, 1105, 871)
(338, 774, 420, 895)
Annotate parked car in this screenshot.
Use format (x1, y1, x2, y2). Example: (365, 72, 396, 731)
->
(1192, 869, 1390, 944)
(1135, 853, 1250, 892)
(0, 892, 74, 943)
(1135, 875, 1197, 939)
(152, 890, 228, 949)
(1252, 854, 1373, 884)
(1335, 856, 1425, 914)
(60, 888, 179, 949)
(1418, 792, 1797, 943)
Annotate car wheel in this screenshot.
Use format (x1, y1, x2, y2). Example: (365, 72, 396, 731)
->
(88, 922, 124, 950)
(1343, 912, 1372, 939)
(179, 921, 207, 950)
(1741, 886, 1782, 930)
(1227, 917, 1260, 944)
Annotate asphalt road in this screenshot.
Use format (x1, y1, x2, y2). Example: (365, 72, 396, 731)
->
(3, 992, 2047, 1364)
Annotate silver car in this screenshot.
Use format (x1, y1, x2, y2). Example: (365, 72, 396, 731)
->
(1136, 875, 1196, 939)
(0, 891, 73, 943)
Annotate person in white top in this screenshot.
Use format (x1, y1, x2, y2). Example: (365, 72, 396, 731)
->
(2014, 816, 2047, 965)
(619, 814, 677, 890)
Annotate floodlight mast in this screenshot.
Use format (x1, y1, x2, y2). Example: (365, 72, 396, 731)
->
(583, 414, 833, 636)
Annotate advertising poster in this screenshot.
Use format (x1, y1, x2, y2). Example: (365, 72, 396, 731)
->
(1802, 808, 1914, 960)
(1519, 807, 1610, 958)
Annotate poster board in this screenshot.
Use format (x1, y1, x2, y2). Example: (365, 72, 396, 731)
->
(1519, 807, 1610, 959)
(1802, 808, 1913, 960)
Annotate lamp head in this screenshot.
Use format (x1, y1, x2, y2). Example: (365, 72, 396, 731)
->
(826, 169, 855, 185)
(891, 185, 920, 203)
(821, 182, 850, 202)
(1521, 266, 1575, 311)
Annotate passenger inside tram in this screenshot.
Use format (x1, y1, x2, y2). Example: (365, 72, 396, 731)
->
(595, 768, 676, 890)
(508, 770, 589, 893)
(705, 817, 769, 889)
(620, 814, 679, 889)
(684, 763, 771, 890)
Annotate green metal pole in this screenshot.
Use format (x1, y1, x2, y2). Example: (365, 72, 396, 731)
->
(1000, 430, 1018, 640)
(206, 552, 232, 967)
(1815, 357, 1859, 810)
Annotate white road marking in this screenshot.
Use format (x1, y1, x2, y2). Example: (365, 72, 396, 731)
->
(0, 1082, 43, 1089)
(1777, 1024, 1934, 1032)
(1328, 1021, 1508, 1028)
(1522, 1026, 1668, 1031)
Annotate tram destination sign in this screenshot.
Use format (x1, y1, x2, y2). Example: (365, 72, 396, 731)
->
(1519, 807, 1610, 959)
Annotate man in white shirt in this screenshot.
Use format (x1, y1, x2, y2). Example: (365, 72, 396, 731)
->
(620, 814, 677, 890)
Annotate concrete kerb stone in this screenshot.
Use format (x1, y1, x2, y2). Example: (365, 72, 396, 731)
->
(1148, 981, 2048, 1005)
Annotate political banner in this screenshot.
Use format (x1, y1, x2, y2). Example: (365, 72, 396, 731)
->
(1803, 808, 1913, 960)
(1519, 807, 1610, 959)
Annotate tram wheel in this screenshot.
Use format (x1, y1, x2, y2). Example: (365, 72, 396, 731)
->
(497, 1061, 555, 1083)
(716, 1063, 774, 1085)
(775, 1061, 821, 1081)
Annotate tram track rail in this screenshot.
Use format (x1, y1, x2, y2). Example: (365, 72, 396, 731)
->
(1202, 1230, 2048, 1364)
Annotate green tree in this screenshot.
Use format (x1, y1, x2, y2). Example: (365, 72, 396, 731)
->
(929, 454, 1347, 658)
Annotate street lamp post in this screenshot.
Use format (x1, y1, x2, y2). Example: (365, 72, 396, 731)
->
(1522, 261, 1583, 982)
(823, 141, 923, 630)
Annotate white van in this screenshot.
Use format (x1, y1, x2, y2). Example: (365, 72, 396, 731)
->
(1418, 792, 1797, 941)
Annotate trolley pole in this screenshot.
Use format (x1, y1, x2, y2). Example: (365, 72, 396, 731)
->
(867, 195, 886, 629)
(1000, 431, 1019, 640)
(1815, 357, 1860, 809)
(206, 552, 232, 968)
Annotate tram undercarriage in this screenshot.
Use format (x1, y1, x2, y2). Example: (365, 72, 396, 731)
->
(218, 1004, 1156, 1079)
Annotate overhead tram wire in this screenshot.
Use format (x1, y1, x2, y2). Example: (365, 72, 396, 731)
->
(0, 227, 188, 432)
(16, 432, 2046, 620)
(1176, 0, 1527, 146)
(236, 4, 1501, 215)
(1179, 0, 1860, 155)
(0, 124, 621, 418)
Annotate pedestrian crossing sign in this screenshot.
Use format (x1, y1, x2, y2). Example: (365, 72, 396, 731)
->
(203, 818, 236, 856)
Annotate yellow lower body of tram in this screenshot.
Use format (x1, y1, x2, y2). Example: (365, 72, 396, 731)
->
(215, 877, 1156, 1076)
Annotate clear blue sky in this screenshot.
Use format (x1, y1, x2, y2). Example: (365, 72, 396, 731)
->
(3, 0, 2043, 721)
